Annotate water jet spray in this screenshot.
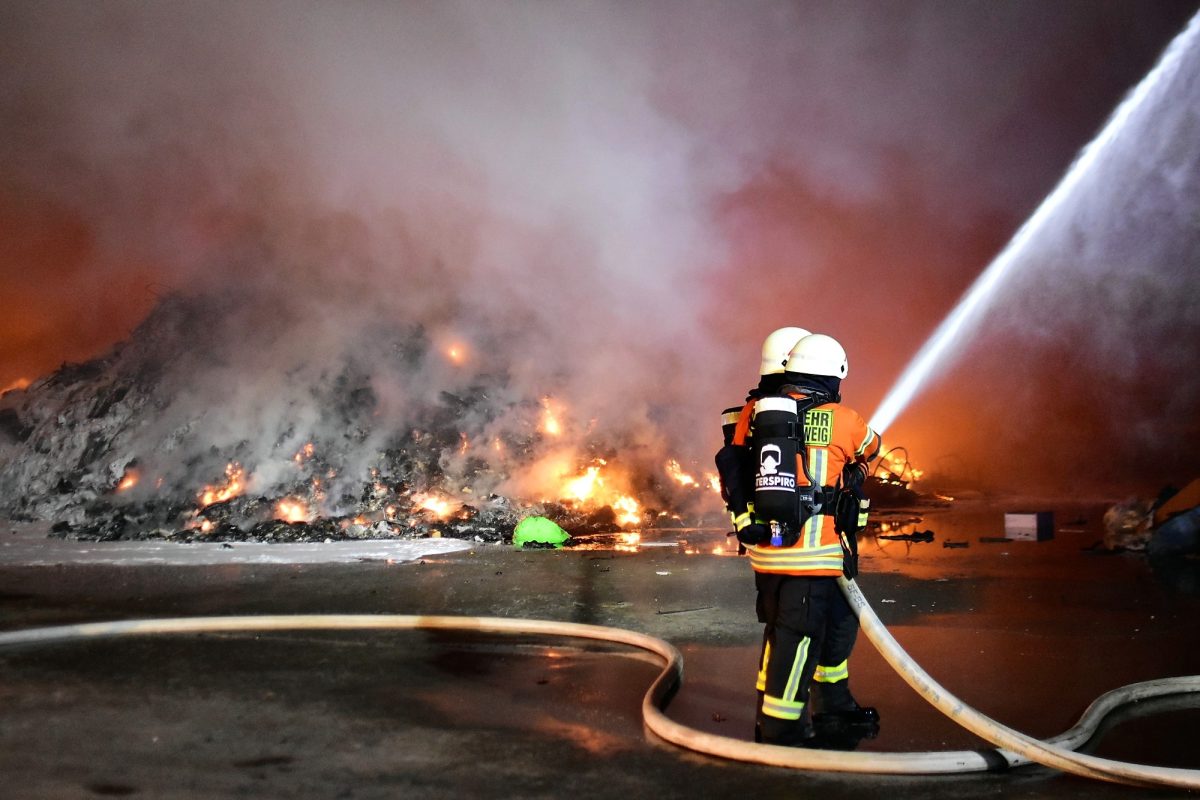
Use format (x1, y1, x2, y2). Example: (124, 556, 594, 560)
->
(869, 10, 1200, 435)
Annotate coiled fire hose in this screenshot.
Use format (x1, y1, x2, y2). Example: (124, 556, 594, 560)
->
(1, 579, 1198, 789)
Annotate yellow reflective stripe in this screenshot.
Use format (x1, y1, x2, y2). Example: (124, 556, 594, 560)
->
(746, 543, 842, 560)
(801, 513, 819, 549)
(783, 636, 811, 702)
(811, 446, 829, 485)
(733, 512, 752, 530)
(748, 558, 843, 573)
(722, 410, 741, 426)
(814, 659, 849, 683)
(747, 544, 843, 572)
(756, 641, 770, 692)
(761, 693, 805, 720)
(805, 447, 828, 548)
(855, 428, 877, 458)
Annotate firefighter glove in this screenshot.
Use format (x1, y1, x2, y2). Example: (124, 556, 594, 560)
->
(842, 461, 868, 491)
(736, 523, 770, 546)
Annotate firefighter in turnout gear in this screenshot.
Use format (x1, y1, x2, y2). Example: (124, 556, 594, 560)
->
(756, 327, 811, 386)
(718, 327, 809, 531)
(717, 332, 882, 747)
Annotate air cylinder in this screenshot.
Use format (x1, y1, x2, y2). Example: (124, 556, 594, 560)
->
(752, 396, 800, 526)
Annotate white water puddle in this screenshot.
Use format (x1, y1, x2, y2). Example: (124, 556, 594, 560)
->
(0, 526, 472, 566)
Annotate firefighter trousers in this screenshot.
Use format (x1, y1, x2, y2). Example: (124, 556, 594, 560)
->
(754, 573, 859, 743)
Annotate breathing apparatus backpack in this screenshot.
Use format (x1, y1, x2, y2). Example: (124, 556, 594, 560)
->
(716, 388, 865, 569)
(749, 394, 824, 548)
(714, 392, 827, 547)
(716, 405, 752, 517)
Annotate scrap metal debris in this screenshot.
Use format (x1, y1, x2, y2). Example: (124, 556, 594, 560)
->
(1103, 498, 1154, 551)
(655, 606, 713, 616)
(879, 529, 935, 543)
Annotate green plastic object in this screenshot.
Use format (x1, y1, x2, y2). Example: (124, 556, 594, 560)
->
(512, 516, 570, 547)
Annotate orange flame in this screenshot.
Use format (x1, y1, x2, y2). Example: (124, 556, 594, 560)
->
(293, 442, 315, 465)
(185, 514, 216, 534)
(665, 459, 698, 488)
(116, 468, 139, 492)
(615, 531, 641, 552)
(446, 343, 467, 365)
(878, 449, 923, 483)
(613, 495, 641, 526)
(199, 463, 245, 507)
(413, 492, 455, 519)
(1, 377, 31, 394)
(540, 397, 563, 437)
(275, 498, 309, 523)
(553, 459, 642, 526)
(563, 465, 602, 502)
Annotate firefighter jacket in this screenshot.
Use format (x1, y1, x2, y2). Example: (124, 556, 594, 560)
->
(732, 392, 881, 577)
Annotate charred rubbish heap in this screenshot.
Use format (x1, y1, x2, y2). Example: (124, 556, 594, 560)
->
(0, 294, 722, 544)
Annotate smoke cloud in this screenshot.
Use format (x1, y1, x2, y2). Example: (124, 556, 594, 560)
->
(1, 0, 1198, 502)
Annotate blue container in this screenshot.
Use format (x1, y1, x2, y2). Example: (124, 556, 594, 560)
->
(1148, 506, 1200, 557)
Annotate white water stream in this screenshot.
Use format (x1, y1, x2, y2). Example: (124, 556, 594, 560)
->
(869, 11, 1200, 435)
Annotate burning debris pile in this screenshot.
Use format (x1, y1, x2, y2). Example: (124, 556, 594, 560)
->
(0, 294, 723, 544)
(864, 446, 924, 507)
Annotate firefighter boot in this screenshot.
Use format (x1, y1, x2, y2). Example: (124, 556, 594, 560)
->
(754, 690, 764, 742)
(757, 714, 817, 748)
(813, 680, 880, 728)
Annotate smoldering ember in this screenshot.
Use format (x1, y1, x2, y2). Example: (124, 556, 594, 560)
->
(0, 293, 727, 546)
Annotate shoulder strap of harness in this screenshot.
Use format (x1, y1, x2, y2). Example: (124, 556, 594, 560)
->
(731, 399, 755, 446)
(783, 389, 842, 497)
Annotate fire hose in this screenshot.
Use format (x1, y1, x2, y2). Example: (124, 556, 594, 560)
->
(1, 580, 1198, 789)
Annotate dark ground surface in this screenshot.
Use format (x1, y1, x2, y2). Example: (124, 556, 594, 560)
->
(1, 500, 1199, 799)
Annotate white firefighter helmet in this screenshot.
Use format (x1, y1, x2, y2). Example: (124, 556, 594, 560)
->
(759, 327, 811, 375)
(785, 333, 848, 378)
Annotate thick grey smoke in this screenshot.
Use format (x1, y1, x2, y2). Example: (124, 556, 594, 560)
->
(2, 1, 733, 505)
(1, 0, 1197, 503)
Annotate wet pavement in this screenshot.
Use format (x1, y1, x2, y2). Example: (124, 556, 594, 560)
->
(1, 499, 1198, 799)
